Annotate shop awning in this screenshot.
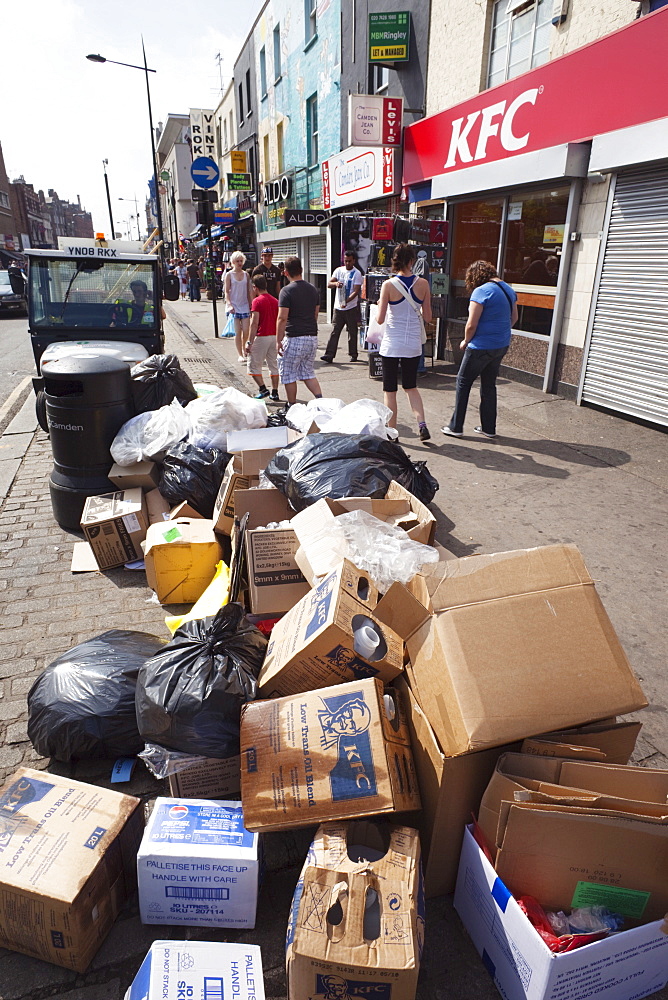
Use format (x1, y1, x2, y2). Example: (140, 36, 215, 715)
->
(0, 248, 24, 264)
(188, 224, 204, 238)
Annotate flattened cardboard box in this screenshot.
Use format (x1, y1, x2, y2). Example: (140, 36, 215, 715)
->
(407, 545, 647, 756)
(455, 826, 668, 1000)
(258, 563, 406, 697)
(108, 460, 160, 491)
(240, 678, 420, 831)
(143, 517, 222, 604)
(478, 751, 668, 851)
(168, 755, 241, 799)
(125, 941, 265, 1000)
(0, 768, 143, 972)
(80, 488, 148, 570)
(137, 797, 260, 928)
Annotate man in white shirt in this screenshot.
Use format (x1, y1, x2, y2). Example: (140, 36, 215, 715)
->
(321, 251, 363, 363)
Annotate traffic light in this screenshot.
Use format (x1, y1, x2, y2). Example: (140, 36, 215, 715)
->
(192, 188, 217, 228)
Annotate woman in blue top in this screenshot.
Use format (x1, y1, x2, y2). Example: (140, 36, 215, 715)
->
(442, 260, 518, 439)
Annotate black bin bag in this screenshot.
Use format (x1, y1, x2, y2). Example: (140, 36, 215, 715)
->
(27, 630, 168, 761)
(135, 603, 267, 758)
(264, 432, 439, 511)
(131, 354, 198, 413)
(159, 441, 230, 518)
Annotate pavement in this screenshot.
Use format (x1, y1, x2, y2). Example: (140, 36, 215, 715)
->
(0, 297, 666, 999)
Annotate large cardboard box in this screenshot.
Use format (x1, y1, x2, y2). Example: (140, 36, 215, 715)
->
(145, 487, 171, 524)
(454, 825, 668, 1000)
(0, 768, 142, 972)
(137, 797, 260, 928)
(108, 460, 160, 491)
(240, 677, 420, 831)
(478, 752, 668, 851)
(287, 822, 423, 1000)
(407, 545, 647, 756)
(226, 425, 302, 476)
(80, 488, 148, 569)
(125, 941, 265, 1000)
(258, 562, 408, 697)
(143, 517, 223, 604)
(168, 755, 241, 799)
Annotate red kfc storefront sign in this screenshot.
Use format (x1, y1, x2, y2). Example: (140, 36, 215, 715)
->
(403, 6, 668, 188)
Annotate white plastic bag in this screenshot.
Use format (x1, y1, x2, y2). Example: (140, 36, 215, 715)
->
(319, 398, 398, 440)
(110, 399, 192, 465)
(286, 397, 345, 433)
(295, 508, 438, 592)
(366, 304, 386, 345)
(187, 387, 267, 451)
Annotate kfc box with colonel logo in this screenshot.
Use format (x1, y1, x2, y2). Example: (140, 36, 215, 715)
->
(240, 678, 420, 831)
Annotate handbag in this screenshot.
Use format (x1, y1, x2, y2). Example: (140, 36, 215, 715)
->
(390, 276, 427, 344)
(366, 304, 386, 345)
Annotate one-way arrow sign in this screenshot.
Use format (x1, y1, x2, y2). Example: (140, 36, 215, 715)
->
(190, 156, 220, 189)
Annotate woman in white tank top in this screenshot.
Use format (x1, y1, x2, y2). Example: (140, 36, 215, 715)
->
(224, 251, 254, 362)
(375, 244, 432, 441)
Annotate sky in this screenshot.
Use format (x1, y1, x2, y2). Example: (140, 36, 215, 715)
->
(1, 0, 263, 239)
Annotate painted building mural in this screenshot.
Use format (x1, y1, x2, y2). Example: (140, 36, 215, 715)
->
(254, 0, 341, 230)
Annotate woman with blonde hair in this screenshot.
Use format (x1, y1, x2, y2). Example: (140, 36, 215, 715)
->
(224, 251, 254, 362)
(442, 260, 517, 439)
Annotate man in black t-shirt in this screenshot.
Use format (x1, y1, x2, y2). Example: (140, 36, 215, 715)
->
(252, 247, 281, 298)
(276, 257, 323, 405)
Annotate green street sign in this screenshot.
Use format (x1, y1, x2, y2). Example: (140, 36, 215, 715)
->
(160, 170, 170, 181)
(369, 11, 411, 63)
(227, 172, 252, 191)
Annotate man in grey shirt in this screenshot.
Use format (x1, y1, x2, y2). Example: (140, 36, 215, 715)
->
(276, 257, 323, 405)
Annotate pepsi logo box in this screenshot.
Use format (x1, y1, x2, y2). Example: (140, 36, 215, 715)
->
(240, 678, 421, 832)
(125, 940, 265, 1000)
(257, 566, 404, 698)
(0, 768, 142, 972)
(137, 798, 260, 929)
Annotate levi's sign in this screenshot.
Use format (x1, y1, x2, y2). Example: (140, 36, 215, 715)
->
(403, 5, 668, 187)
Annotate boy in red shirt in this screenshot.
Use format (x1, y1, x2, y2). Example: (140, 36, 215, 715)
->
(246, 274, 280, 401)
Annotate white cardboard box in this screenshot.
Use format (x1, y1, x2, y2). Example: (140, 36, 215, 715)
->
(125, 940, 265, 1000)
(454, 826, 668, 1000)
(137, 798, 260, 929)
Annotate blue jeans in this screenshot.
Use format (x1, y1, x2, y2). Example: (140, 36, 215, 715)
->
(448, 346, 508, 435)
(188, 278, 201, 301)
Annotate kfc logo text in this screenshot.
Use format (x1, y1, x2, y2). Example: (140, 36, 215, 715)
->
(444, 87, 540, 169)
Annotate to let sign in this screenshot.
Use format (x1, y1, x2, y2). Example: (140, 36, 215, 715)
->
(350, 95, 403, 147)
(369, 11, 411, 63)
(227, 173, 252, 191)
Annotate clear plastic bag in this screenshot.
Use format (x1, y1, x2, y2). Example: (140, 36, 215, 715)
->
(547, 907, 625, 936)
(187, 386, 268, 453)
(110, 398, 192, 465)
(319, 399, 398, 440)
(286, 397, 345, 433)
(139, 742, 205, 779)
(296, 508, 438, 591)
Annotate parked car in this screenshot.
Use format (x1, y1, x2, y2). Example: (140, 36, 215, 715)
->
(0, 268, 28, 315)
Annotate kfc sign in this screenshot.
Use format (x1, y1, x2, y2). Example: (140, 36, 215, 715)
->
(322, 146, 397, 210)
(403, 6, 668, 187)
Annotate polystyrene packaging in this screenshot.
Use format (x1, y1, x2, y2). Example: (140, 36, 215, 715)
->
(187, 387, 268, 451)
(110, 399, 192, 465)
(301, 508, 439, 592)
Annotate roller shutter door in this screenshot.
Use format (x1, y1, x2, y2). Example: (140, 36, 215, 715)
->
(308, 235, 328, 274)
(581, 164, 668, 426)
(268, 238, 298, 260)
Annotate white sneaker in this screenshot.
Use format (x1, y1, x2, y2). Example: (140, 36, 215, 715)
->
(441, 426, 463, 437)
(238, 355, 246, 363)
(474, 426, 497, 438)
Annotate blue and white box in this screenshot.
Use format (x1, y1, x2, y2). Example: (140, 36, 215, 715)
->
(137, 798, 260, 928)
(125, 940, 264, 1000)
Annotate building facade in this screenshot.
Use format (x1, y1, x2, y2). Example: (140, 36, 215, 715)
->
(10, 177, 50, 249)
(156, 115, 198, 256)
(0, 141, 18, 262)
(405, 0, 668, 426)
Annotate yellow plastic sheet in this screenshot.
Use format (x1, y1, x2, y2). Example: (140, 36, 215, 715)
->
(164, 560, 231, 635)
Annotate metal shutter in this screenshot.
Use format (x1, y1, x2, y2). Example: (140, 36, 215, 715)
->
(268, 238, 298, 260)
(308, 235, 328, 274)
(581, 164, 668, 426)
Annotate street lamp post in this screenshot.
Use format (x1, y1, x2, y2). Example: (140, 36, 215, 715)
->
(102, 159, 115, 237)
(87, 41, 165, 264)
(119, 197, 140, 239)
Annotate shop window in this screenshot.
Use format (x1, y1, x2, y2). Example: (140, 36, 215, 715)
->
(277, 121, 284, 174)
(305, 0, 317, 44)
(274, 25, 282, 80)
(246, 69, 252, 117)
(260, 47, 267, 97)
(0, 191, 9, 210)
(223, 118, 228, 151)
(487, 0, 553, 88)
(306, 93, 319, 167)
(450, 198, 504, 321)
(369, 64, 389, 93)
(238, 83, 244, 123)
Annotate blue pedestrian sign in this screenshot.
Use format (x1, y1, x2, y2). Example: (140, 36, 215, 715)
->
(190, 156, 219, 189)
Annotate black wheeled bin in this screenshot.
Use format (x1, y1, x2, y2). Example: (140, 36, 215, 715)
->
(44, 356, 134, 530)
